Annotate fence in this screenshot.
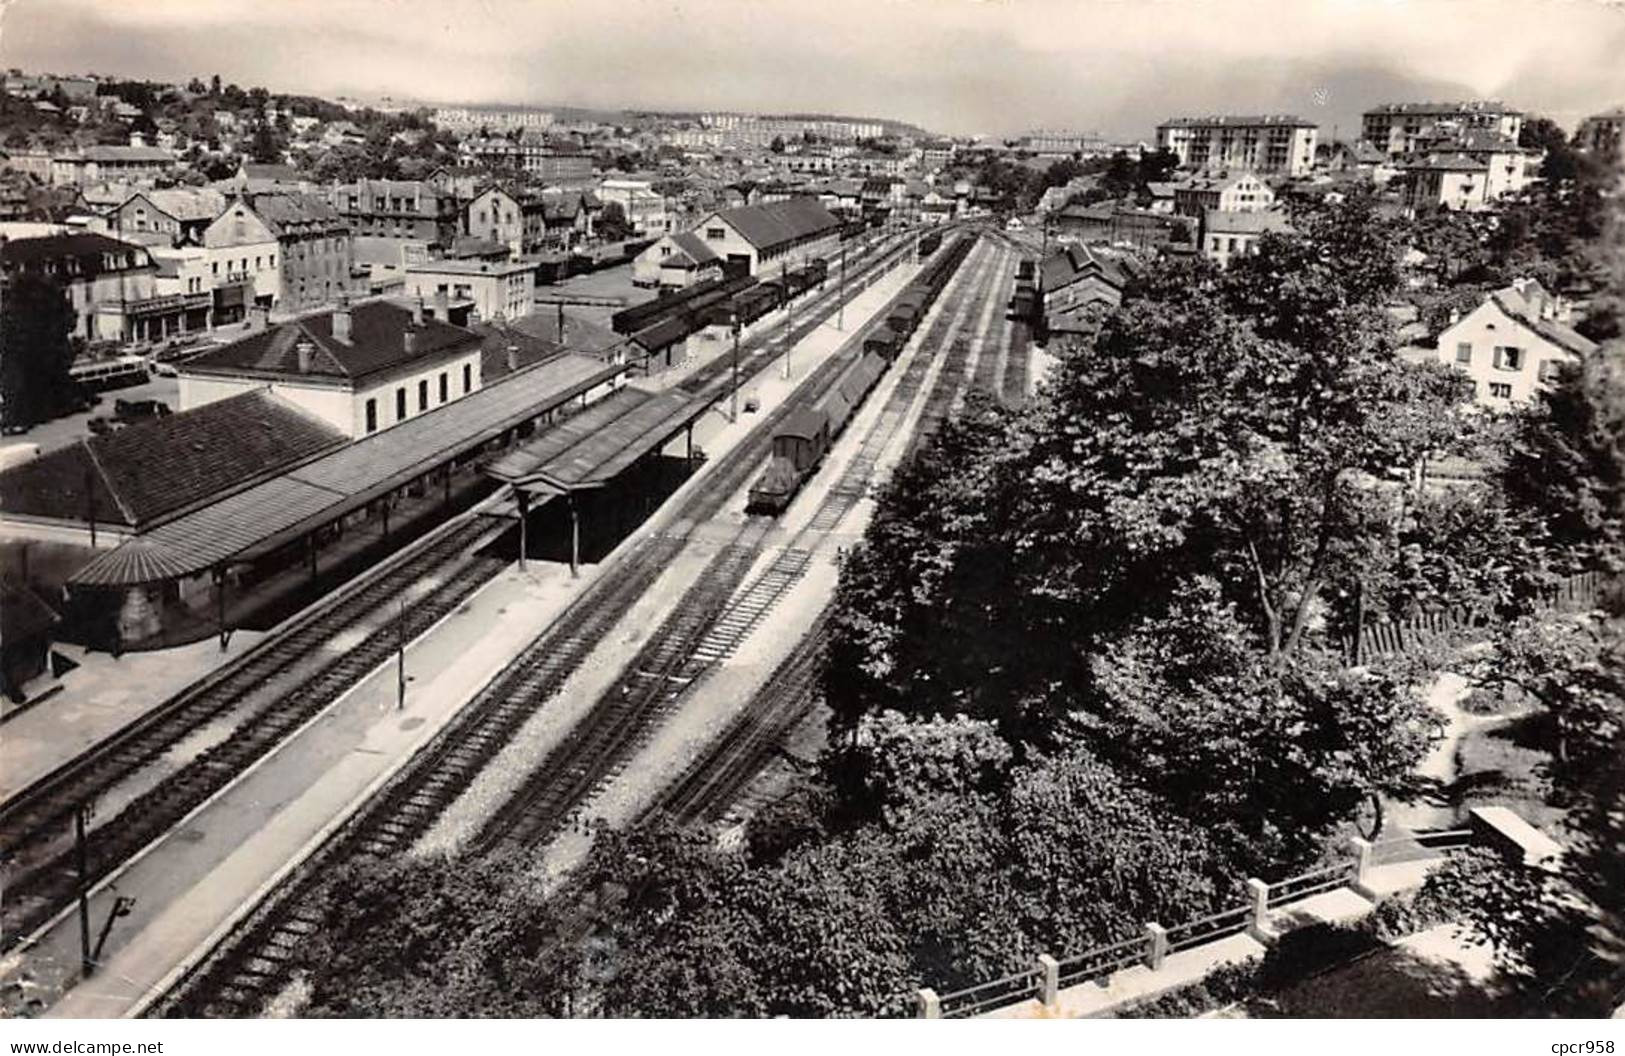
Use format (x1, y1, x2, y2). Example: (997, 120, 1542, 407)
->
(1347, 569, 1603, 662)
(918, 829, 1475, 1019)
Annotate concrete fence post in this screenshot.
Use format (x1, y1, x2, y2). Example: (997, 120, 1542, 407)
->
(1143, 922, 1169, 971)
(1245, 878, 1275, 944)
(1037, 953, 1060, 1006)
(1349, 836, 1375, 897)
(916, 987, 941, 1019)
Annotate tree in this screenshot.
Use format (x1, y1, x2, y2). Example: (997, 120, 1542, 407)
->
(1504, 345, 1625, 569)
(0, 271, 80, 429)
(1137, 147, 1180, 184)
(596, 201, 632, 242)
(769, 135, 786, 154)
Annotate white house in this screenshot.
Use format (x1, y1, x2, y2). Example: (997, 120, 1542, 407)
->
(178, 299, 486, 438)
(404, 258, 535, 321)
(631, 231, 724, 289)
(1432, 279, 1597, 409)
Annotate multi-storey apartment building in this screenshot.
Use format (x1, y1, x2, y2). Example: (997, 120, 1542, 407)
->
(1577, 107, 1625, 165)
(433, 107, 555, 132)
(1361, 101, 1523, 157)
(1155, 115, 1318, 177)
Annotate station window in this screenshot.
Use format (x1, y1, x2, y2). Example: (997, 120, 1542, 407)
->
(439, 372, 448, 402)
(365, 398, 377, 434)
(1455, 342, 1472, 364)
(463, 363, 472, 394)
(396, 387, 407, 420)
(418, 379, 429, 411)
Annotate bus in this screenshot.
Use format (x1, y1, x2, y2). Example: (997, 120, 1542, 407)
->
(69, 355, 150, 394)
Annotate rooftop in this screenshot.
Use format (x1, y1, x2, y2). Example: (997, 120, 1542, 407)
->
(0, 390, 346, 532)
(1366, 101, 1518, 117)
(407, 258, 533, 276)
(1159, 114, 1317, 129)
(486, 385, 708, 492)
(69, 354, 622, 586)
(705, 197, 840, 251)
(183, 301, 481, 385)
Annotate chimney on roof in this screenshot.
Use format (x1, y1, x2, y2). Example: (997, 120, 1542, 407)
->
(412, 296, 425, 326)
(295, 337, 315, 373)
(332, 295, 352, 344)
(506, 344, 519, 373)
(434, 289, 449, 319)
(247, 304, 269, 332)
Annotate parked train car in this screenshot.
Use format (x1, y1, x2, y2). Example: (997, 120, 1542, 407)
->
(746, 233, 974, 514)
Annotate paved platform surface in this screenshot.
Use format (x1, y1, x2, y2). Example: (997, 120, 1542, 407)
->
(11, 560, 581, 1019)
(414, 256, 925, 860)
(1, 633, 265, 803)
(8, 251, 923, 1021)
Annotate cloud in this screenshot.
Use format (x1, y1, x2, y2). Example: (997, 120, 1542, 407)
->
(3, 0, 1622, 136)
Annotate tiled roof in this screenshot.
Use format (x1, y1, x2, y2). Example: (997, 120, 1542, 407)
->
(69, 356, 621, 585)
(184, 301, 481, 384)
(141, 188, 228, 223)
(0, 233, 150, 269)
(66, 145, 176, 163)
(707, 197, 839, 252)
(506, 309, 625, 357)
(1491, 283, 1599, 357)
(246, 192, 347, 236)
(470, 320, 568, 381)
(486, 386, 706, 490)
(0, 390, 345, 531)
(1040, 244, 1140, 292)
(241, 163, 301, 181)
(669, 231, 719, 263)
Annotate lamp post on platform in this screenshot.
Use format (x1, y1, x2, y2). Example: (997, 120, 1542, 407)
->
(730, 311, 742, 422)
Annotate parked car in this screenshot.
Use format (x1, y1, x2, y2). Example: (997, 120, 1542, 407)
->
(113, 398, 172, 423)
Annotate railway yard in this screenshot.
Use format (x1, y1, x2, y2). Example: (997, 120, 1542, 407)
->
(0, 224, 1033, 1020)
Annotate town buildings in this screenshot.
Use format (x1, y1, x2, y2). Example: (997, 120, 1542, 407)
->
(630, 231, 723, 289)
(1155, 115, 1319, 177)
(1431, 279, 1597, 408)
(179, 299, 487, 438)
(1037, 244, 1140, 335)
(1171, 172, 1275, 217)
(404, 258, 535, 322)
(202, 193, 358, 312)
(1401, 132, 1535, 212)
(597, 178, 673, 238)
(48, 145, 177, 188)
(1577, 107, 1625, 165)
(433, 106, 555, 132)
(1199, 208, 1294, 267)
(1361, 101, 1524, 157)
(0, 232, 179, 342)
(683, 198, 841, 277)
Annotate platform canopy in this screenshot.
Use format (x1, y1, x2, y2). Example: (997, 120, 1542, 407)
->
(485, 386, 710, 493)
(69, 354, 622, 587)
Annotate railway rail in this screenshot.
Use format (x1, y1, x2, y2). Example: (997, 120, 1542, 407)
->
(629, 237, 1017, 832)
(470, 235, 995, 857)
(149, 228, 963, 1019)
(0, 227, 924, 966)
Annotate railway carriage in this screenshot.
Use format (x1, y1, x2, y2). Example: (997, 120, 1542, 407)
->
(745, 231, 974, 515)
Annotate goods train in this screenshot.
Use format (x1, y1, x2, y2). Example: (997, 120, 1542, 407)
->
(746, 232, 974, 514)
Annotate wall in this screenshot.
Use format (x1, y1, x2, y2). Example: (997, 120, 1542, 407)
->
(351, 347, 486, 436)
(1436, 300, 1576, 408)
(405, 266, 533, 321)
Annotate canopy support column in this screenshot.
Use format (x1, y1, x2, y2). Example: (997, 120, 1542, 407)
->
(569, 492, 580, 579)
(213, 564, 231, 653)
(517, 488, 530, 572)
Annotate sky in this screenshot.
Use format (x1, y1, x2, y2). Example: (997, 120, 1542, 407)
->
(2, 0, 1624, 139)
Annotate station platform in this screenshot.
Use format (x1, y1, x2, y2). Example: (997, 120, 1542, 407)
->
(8, 253, 927, 1020)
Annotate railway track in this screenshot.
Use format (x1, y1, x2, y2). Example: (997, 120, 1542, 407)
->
(642, 609, 830, 829)
(0, 228, 927, 963)
(627, 236, 1017, 832)
(150, 231, 958, 1019)
(0, 513, 509, 951)
(469, 235, 994, 857)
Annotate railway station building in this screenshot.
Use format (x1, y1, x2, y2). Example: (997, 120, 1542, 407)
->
(0, 301, 628, 652)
